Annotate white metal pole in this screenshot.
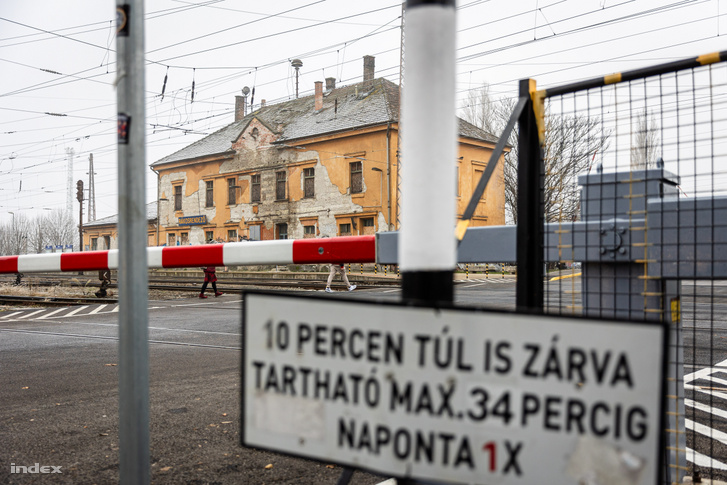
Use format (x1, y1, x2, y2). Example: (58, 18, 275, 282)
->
(115, 1, 150, 484)
(400, 0, 457, 303)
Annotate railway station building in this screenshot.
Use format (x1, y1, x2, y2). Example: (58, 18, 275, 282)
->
(149, 56, 506, 246)
(81, 201, 158, 251)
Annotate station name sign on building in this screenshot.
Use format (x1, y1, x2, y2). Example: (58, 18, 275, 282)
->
(241, 292, 666, 485)
(178, 215, 207, 226)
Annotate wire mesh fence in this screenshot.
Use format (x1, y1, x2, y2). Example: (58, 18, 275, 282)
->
(537, 52, 727, 483)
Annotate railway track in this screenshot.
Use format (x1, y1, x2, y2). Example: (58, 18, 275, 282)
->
(0, 272, 400, 307)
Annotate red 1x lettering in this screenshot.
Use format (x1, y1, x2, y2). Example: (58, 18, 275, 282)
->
(482, 441, 496, 472)
(482, 441, 523, 475)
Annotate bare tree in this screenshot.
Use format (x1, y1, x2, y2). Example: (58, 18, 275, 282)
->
(0, 222, 9, 255)
(460, 82, 499, 136)
(42, 209, 77, 251)
(630, 109, 660, 170)
(0, 209, 77, 256)
(541, 112, 609, 223)
(460, 86, 610, 224)
(2, 213, 31, 255)
(27, 215, 49, 254)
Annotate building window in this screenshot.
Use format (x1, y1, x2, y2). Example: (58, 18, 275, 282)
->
(474, 168, 485, 200)
(228, 229, 237, 241)
(339, 223, 351, 236)
(350, 161, 363, 194)
(249, 225, 261, 241)
(277, 223, 288, 240)
(174, 185, 182, 211)
(181, 232, 189, 245)
(205, 230, 214, 243)
(303, 225, 316, 238)
(276, 171, 287, 200)
(103, 235, 111, 250)
(205, 181, 214, 207)
(168, 233, 176, 246)
(303, 167, 315, 198)
(251, 174, 261, 203)
(228, 178, 237, 205)
(91, 238, 98, 251)
(361, 217, 375, 235)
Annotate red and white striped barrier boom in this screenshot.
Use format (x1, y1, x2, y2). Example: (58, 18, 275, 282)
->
(0, 235, 376, 274)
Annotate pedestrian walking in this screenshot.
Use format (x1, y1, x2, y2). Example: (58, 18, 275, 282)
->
(325, 263, 356, 293)
(199, 266, 223, 299)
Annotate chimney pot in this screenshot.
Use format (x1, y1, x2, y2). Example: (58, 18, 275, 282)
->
(261, 99, 266, 107)
(314, 81, 323, 111)
(363, 55, 375, 83)
(325, 77, 336, 91)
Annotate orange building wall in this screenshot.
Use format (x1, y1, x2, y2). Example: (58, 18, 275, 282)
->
(152, 121, 505, 245)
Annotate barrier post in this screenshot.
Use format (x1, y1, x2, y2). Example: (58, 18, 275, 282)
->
(399, 0, 457, 305)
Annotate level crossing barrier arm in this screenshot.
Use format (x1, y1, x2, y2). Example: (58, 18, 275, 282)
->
(0, 236, 376, 274)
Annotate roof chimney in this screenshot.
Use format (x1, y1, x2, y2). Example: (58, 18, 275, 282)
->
(261, 99, 266, 108)
(235, 96, 246, 121)
(363, 55, 375, 84)
(314, 81, 323, 111)
(325, 77, 336, 91)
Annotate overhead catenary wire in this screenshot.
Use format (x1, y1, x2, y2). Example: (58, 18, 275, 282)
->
(0, 0, 722, 217)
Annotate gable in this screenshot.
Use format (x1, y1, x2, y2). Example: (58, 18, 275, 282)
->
(231, 117, 279, 150)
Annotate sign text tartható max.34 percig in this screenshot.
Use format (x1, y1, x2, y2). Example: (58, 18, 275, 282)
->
(241, 293, 667, 485)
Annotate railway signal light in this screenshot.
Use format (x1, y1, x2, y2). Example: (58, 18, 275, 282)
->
(76, 180, 84, 202)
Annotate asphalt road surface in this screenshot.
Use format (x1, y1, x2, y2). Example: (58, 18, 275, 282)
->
(1, 278, 725, 484)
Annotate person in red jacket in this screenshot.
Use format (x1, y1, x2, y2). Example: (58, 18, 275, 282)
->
(200, 266, 223, 299)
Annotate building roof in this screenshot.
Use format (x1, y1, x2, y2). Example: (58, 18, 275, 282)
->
(84, 201, 157, 228)
(151, 78, 498, 168)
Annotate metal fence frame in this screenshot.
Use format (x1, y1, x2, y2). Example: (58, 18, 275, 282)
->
(523, 50, 727, 485)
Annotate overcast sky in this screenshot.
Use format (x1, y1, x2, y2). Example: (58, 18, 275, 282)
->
(0, 0, 724, 225)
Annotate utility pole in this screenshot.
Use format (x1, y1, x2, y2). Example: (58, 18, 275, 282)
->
(65, 147, 75, 217)
(115, 1, 150, 484)
(87, 154, 96, 222)
(76, 180, 84, 252)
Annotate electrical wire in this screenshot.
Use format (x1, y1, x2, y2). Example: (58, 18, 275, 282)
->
(0, 0, 722, 214)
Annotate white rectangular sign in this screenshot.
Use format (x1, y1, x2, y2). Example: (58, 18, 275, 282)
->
(242, 292, 666, 485)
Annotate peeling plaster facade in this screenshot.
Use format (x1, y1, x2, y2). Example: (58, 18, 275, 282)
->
(150, 71, 506, 247)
